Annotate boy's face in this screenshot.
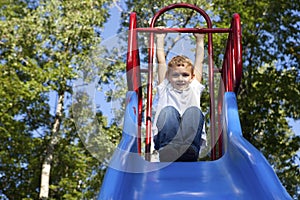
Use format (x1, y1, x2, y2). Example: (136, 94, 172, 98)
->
(167, 64, 194, 91)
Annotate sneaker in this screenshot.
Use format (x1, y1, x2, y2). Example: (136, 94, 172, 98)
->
(159, 145, 178, 162)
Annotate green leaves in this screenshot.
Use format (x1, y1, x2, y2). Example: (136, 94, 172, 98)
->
(0, 0, 112, 199)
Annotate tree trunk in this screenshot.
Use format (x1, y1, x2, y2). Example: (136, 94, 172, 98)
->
(39, 92, 64, 199)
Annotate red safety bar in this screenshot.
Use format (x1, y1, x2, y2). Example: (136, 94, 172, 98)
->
(126, 3, 242, 160)
(222, 13, 242, 93)
(126, 13, 142, 154)
(216, 13, 242, 158)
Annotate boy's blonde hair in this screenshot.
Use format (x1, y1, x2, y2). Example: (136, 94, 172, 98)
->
(167, 55, 194, 74)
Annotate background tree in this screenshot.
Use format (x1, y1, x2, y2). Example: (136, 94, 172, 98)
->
(211, 0, 300, 197)
(0, 0, 122, 199)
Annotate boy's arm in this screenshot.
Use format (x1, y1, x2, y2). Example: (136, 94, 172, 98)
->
(156, 31, 167, 84)
(194, 33, 205, 83)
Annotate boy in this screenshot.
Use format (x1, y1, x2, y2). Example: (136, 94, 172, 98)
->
(153, 31, 206, 162)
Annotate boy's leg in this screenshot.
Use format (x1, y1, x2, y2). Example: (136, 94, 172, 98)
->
(177, 106, 204, 161)
(154, 106, 180, 148)
(154, 106, 180, 161)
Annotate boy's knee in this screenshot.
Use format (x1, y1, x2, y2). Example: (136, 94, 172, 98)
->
(158, 106, 180, 120)
(160, 106, 178, 114)
(183, 106, 204, 119)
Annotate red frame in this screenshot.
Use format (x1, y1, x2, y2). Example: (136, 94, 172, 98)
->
(126, 13, 142, 154)
(126, 3, 242, 160)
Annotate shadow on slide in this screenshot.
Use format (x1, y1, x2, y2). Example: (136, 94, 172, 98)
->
(98, 92, 292, 200)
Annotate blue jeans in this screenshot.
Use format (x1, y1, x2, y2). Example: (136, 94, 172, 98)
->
(154, 106, 204, 154)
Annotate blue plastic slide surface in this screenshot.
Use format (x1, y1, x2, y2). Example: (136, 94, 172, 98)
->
(98, 92, 292, 200)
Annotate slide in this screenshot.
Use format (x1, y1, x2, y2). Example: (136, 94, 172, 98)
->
(98, 92, 292, 200)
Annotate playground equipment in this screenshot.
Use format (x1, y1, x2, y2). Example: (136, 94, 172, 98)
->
(98, 3, 292, 199)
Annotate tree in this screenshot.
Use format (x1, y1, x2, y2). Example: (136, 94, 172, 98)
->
(116, 0, 299, 198)
(0, 0, 117, 199)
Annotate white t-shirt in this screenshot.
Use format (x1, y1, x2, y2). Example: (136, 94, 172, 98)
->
(152, 78, 207, 148)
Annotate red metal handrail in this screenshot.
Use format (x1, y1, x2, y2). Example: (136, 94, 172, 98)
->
(217, 13, 243, 157)
(232, 14, 243, 93)
(136, 27, 230, 33)
(126, 13, 142, 155)
(221, 14, 242, 93)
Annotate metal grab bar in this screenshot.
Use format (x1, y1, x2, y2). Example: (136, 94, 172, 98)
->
(136, 27, 230, 33)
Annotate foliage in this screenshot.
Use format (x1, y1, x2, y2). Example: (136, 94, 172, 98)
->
(0, 0, 114, 199)
(211, 0, 300, 197)
(46, 101, 121, 199)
